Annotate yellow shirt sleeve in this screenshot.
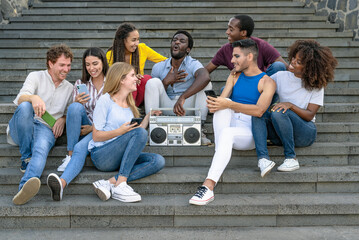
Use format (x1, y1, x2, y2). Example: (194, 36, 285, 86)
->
(138, 43, 167, 75)
(106, 50, 114, 67)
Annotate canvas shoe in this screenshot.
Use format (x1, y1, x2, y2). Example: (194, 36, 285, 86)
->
(20, 158, 31, 173)
(277, 158, 300, 172)
(12, 177, 41, 205)
(57, 155, 71, 172)
(258, 158, 275, 177)
(189, 185, 214, 205)
(201, 130, 212, 146)
(93, 179, 112, 201)
(47, 173, 63, 201)
(111, 182, 141, 203)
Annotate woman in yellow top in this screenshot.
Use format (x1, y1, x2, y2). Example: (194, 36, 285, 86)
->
(107, 23, 167, 106)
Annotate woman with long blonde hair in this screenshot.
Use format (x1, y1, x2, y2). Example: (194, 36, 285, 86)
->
(89, 62, 165, 203)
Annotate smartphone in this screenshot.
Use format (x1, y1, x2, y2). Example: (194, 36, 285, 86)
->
(41, 111, 56, 127)
(130, 118, 143, 125)
(205, 90, 217, 98)
(77, 84, 90, 97)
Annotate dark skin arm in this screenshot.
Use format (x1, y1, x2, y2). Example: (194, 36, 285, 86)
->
(272, 102, 320, 122)
(162, 66, 188, 91)
(173, 68, 211, 116)
(204, 62, 218, 74)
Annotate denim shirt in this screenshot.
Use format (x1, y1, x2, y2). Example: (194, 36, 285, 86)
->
(151, 55, 203, 100)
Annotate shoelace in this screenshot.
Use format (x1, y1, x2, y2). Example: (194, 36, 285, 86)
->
(194, 186, 208, 198)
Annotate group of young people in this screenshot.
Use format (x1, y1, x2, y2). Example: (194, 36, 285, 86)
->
(7, 14, 337, 206)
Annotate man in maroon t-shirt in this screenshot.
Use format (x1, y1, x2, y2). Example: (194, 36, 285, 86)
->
(205, 15, 288, 76)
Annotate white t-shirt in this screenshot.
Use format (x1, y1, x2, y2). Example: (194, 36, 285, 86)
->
(88, 93, 134, 150)
(270, 71, 324, 122)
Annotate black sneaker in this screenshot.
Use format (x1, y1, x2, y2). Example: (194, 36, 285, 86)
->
(20, 158, 31, 173)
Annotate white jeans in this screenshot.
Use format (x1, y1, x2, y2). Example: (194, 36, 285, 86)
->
(206, 108, 255, 183)
(144, 78, 212, 121)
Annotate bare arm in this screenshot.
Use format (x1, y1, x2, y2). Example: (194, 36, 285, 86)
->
(18, 94, 46, 117)
(272, 102, 320, 122)
(173, 68, 211, 116)
(205, 62, 218, 74)
(207, 76, 276, 117)
(92, 123, 139, 142)
(220, 72, 238, 98)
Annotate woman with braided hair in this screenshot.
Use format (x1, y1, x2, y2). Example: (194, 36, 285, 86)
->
(252, 39, 338, 176)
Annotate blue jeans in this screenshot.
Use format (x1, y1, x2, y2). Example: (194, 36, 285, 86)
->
(265, 61, 287, 77)
(90, 128, 165, 181)
(61, 102, 93, 184)
(252, 109, 317, 159)
(66, 102, 92, 152)
(9, 102, 56, 190)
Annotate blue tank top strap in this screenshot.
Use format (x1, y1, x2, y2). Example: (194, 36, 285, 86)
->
(230, 72, 266, 105)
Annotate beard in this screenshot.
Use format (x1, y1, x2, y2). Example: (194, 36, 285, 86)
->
(171, 50, 187, 60)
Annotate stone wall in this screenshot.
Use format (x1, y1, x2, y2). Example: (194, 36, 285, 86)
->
(298, 0, 359, 40)
(0, 0, 33, 24)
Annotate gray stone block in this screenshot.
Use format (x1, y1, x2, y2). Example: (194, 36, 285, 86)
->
(0, 216, 70, 229)
(349, 0, 358, 10)
(277, 215, 359, 227)
(337, 0, 348, 11)
(71, 215, 173, 228)
(174, 215, 275, 227)
(345, 10, 358, 30)
(328, 0, 337, 10)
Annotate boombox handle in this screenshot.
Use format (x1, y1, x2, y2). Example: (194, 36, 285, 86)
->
(149, 108, 201, 117)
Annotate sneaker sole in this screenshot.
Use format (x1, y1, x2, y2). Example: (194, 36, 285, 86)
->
(19, 168, 26, 173)
(12, 177, 40, 205)
(261, 162, 276, 177)
(92, 183, 111, 201)
(277, 166, 300, 172)
(189, 196, 214, 206)
(111, 194, 141, 203)
(47, 174, 62, 201)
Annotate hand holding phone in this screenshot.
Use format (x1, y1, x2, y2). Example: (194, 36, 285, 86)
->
(205, 90, 217, 98)
(130, 118, 143, 125)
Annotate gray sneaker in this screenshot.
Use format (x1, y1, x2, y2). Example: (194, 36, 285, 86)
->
(93, 179, 112, 201)
(258, 158, 275, 177)
(201, 129, 212, 146)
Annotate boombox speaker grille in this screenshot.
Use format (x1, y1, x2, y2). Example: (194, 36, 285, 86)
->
(184, 127, 200, 144)
(150, 127, 167, 144)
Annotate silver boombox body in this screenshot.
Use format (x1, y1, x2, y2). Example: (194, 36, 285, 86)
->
(149, 108, 201, 146)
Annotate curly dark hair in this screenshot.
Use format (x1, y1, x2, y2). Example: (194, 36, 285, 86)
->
(108, 23, 140, 74)
(288, 40, 337, 90)
(46, 44, 73, 69)
(81, 47, 109, 83)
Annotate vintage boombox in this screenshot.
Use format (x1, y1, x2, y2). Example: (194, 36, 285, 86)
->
(149, 108, 201, 146)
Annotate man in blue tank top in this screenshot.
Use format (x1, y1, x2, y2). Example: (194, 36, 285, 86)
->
(189, 39, 276, 205)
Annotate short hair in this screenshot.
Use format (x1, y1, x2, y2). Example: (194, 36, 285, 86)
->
(232, 39, 258, 60)
(46, 44, 73, 69)
(288, 40, 338, 90)
(81, 47, 109, 83)
(172, 30, 194, 50)
(233, 15, 255, 37)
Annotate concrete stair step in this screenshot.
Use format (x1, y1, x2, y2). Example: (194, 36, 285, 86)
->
(1, 165, 359, 196)
(33, 1, 305, 8)
(1, 193, 359, 228)
(0, 141, 358, 168)
(1, 227, 359, 239)
(22, 8, 316, 16)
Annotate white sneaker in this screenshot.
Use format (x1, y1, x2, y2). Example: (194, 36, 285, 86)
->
(201, 130, 212, 146)
(57, 155, 71, 172)
(258, 158, 275, 177)
(111, 182, 141, 203)
(277, 158, 300, 172)
(47, 173, 63, 201)
(189, 185, 214, 205)
(93, 179, 112, 201)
